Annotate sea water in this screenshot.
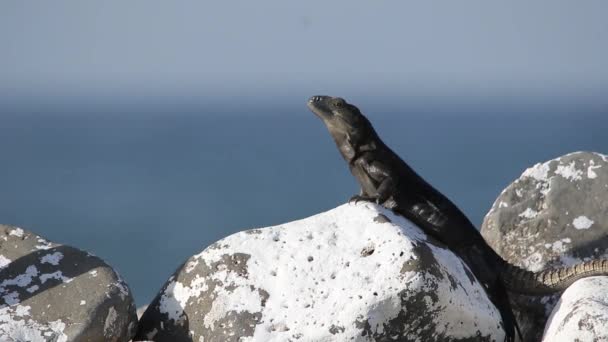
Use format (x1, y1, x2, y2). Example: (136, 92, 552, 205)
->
(1, 97, 606, 305)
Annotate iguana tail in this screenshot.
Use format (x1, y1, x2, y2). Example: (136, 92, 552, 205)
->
(500, 258, 608, 295)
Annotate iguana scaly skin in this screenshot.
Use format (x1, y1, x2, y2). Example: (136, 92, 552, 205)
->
(502, 258, 608, 295)
(308, 95, 608, 342)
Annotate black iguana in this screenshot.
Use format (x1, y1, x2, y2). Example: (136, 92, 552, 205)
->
(308, 95, 608, 342)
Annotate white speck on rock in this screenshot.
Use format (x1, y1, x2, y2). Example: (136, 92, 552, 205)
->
(40, 252, 63, 266)
(498, 201, 509, 208)
(9, 228, 24, 237)
(35, 240, 53, 250)
(80, 300, 86, 305)
(572, 216, 594, 230)
(40, 271, 73, 284)
(544, 238, 572, 254)
(522, 162, 551, 181)
(555, 161, 583, 181)
(522, 252, 544, 272)
(587, 161, 602, 179)
(0, 255, 11, 269)
(185, 259, 199, 273)
(15, 305, 31, 316)
(519, 208, 539, 219)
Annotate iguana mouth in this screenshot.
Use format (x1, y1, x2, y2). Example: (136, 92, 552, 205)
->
(307, 95, 334, 120)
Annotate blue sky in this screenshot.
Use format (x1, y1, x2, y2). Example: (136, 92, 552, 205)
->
(1, 1, 607, 97)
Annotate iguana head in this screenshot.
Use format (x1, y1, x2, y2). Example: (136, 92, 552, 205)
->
(307, 95, 375, 149)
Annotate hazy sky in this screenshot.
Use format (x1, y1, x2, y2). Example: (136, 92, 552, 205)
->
(1, 1, 607, 96)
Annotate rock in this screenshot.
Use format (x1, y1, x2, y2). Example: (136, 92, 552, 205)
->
(0, 225, 137, 341)
(543, 277, 608, 341)
(135, 203, 504, 342)
(482, 152, 608, 269)
(481, 151, 608, 341)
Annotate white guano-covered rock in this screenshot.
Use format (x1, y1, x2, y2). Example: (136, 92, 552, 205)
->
(543, 276, 608, 341)
(135, 203, 504, 342)
(0, 224, 137, 341)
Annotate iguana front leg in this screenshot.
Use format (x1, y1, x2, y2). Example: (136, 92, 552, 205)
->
(349, 168, 394, 205)
(349, 192, 377, 204)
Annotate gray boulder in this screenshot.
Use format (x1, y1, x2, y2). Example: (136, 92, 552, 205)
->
(481, 151, 608, 341)
(136, 202, 504, 342)
(543, 277, 608, 341)
(0, 224, 137, 341)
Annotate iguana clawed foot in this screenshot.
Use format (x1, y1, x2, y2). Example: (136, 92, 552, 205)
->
(349, 194, 381, 204)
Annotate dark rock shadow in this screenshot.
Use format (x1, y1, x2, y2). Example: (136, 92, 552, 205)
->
(564, 235, 608, 264)
(135, 303, 191, 341)
(0, 245, 108, 306)
(133, 261, 192, 342)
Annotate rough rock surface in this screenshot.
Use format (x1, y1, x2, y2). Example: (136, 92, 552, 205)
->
(0, 224, 137, 341)
(543, 276, 608, 341)
(136, 202, 504, 342)
(481, 151, 608, 341)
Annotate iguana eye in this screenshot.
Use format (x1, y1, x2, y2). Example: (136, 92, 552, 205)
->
(333, 99, 346, 108)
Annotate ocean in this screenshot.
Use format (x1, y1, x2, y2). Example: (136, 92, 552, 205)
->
(1, 96, 606, 305)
